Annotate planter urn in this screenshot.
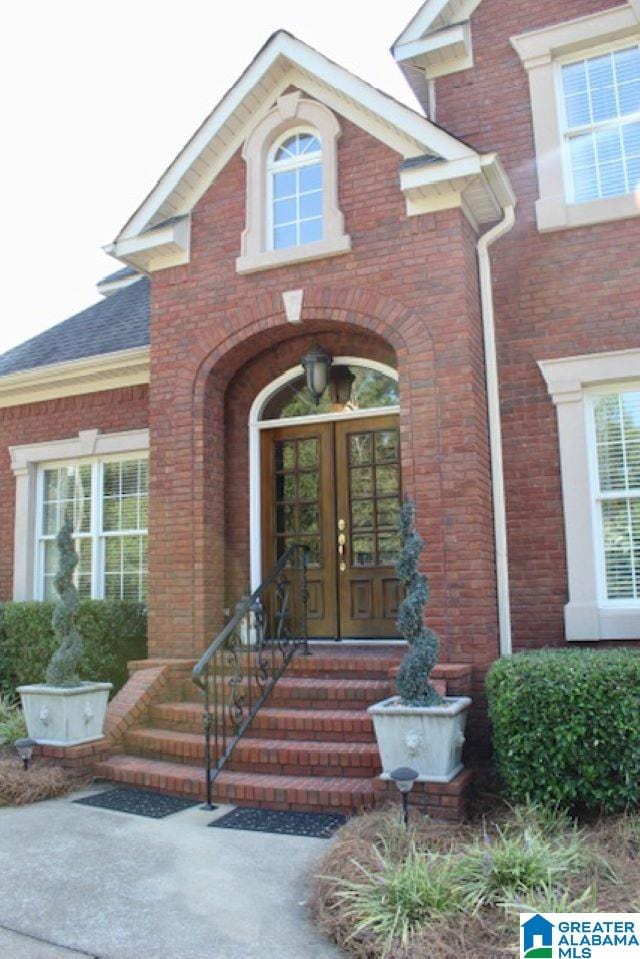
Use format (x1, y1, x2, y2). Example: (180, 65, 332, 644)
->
(368, 695, 471, 783)
(18, 682, 112, 747)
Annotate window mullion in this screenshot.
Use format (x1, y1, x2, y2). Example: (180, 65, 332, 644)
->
(92, 461, 102, 599)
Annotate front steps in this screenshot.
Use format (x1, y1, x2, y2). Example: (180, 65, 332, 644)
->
(95, 647, 474, 816)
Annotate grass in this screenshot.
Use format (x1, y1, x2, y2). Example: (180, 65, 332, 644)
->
(312, 804, 640, 959)
(0, 695, 27, 746)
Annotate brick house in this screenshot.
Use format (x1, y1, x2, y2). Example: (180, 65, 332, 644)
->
(1, 0, 639, 814)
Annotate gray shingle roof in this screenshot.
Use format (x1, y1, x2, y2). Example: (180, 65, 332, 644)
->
(0, 277, 150, 378)
(98, 266, 138, 284)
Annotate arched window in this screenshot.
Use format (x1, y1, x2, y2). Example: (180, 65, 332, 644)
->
(238, 93, 350, 274)
(268, 131, 323, 250)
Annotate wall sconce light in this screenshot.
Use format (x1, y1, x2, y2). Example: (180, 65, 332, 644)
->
(301, 340, 333, 406)
(329, 365, 356, 407)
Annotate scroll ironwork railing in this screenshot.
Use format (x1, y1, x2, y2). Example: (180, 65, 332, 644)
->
(192, 543, 310, 809)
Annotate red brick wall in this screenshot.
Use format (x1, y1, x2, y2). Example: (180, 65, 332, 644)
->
(0, 386, 148, 599)
(435, 0, 640, 650)
(147, 113, 500, 701)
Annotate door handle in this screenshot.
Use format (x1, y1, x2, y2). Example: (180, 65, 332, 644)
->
(337, 521, 347, 572)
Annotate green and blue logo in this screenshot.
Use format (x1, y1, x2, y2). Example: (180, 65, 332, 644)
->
(521, 915, 554, 958)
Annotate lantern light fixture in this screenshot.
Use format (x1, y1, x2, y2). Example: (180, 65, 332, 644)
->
(301, 340, 333, 406)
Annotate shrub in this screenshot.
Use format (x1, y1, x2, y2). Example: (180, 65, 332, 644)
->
(325, 841, 463, 958)
(0, 600, 147, 698)
(486, 649, 640, 812)
(0, 695, 27, 745)
(454, 823, 585, 909)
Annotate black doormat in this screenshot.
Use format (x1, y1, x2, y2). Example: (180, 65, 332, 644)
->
(73, 787, 206, 819)
(208, 806, 346, 838)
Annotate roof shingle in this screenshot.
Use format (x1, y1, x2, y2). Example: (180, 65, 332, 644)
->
(0, 277, 150, 378)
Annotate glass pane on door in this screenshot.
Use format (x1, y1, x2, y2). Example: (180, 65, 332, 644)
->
(274, 435, 321, 567)
(347, 426, 401, 568)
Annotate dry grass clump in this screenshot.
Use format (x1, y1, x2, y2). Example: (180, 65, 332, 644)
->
(0, 759, 71, 807)
(312, 804, 640, 959)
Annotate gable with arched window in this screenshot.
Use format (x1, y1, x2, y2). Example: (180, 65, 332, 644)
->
(237, 92, 350, 273)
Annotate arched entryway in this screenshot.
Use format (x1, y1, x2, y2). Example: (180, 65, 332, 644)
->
(250, 357, 402, 639)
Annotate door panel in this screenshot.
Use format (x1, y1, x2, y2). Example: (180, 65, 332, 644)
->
(261, 414, 401, 639)
(335, 416, 402, 638)
(261, 422, 337, 637)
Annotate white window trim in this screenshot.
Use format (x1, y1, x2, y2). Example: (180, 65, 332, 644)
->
(236, 91, 350, 275)
(266, 127, 323, 252)
(9, 428, 149, 601)
(539, 348, 640, 640)
(511, 3, 640, 232)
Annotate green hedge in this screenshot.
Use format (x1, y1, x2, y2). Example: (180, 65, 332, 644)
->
(486, 648, 640, 812)
(0, 601, 147, 700)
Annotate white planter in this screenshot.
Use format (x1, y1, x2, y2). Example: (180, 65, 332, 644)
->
(18, 682, 112, 747)
(368, 695, 472, 783)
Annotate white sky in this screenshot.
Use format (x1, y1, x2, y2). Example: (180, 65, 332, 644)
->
(0, 0, 422, 356)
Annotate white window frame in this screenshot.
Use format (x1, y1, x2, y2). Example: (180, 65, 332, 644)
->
(236, 91, 350, 274)
(555, 39, 640, 205)
(266, 127, 323, 252)
(539, 349, 640, 640)
(34, 451, 148, 602)
(9, 428, 149, 602)
(586, 381, 640, 609)
(511, 4, 640, 232)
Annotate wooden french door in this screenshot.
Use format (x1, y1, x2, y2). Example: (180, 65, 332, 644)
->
(261, 414, 402, 639)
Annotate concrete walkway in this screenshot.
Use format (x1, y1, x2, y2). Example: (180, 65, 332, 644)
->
(0, 787, 342, 959)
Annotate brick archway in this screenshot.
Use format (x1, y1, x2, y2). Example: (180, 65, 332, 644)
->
(148, 285, 443, 659)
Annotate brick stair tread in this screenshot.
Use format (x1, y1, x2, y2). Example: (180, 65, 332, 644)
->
(126, 725, 379, 761)
(96, 755, 375, 809)
(151, 701, 376, 728)
(183, 676, 390, 706)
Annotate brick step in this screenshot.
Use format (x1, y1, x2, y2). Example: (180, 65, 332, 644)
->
(189, 649, 404, 683)
(96, 755, 376, 814)
(149, 702, 376, 741)
(182, 676, 391, 709)
(124, 726, 380, 778)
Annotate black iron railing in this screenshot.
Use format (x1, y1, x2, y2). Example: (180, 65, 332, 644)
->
(192, 543, 310, 808)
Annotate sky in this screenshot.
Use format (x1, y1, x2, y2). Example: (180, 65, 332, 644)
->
(0, 0, 423, 356)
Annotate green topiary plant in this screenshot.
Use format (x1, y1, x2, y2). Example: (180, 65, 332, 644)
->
(45, 519, 84, 687)
(395, 498, 444, 707)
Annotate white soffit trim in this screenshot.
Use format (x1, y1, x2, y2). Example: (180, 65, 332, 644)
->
(114, 30, 476, 246)
(401, 152, 516, 231)
(393, 0, 483, 85)
(0, 347, 150, 409)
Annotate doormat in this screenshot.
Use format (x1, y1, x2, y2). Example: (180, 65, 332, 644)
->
(74, 787, 206, 819)
(208, 806, 346, 838)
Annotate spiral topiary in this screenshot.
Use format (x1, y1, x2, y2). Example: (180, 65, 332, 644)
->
(45, 518, 84, 687)
(395, 498, 444, 707)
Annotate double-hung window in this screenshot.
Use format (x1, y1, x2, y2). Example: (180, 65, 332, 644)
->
(36, 455, 148, 601)
(590, 387, 640, 604)
(561, 44, 640, 204)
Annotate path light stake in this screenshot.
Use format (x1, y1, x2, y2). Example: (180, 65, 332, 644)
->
(390, 766, 419, 829)
(15, 738, 36, 771)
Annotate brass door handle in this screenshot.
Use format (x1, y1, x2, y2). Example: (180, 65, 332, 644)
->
(337, 533, 346, 556)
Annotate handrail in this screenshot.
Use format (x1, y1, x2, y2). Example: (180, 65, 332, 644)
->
(192, 543, 310, 808)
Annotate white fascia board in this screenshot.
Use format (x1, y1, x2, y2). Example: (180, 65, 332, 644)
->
(400, 154, 482, 192)
(480, 153, 517, 208)
(97, 273, 144, 297)
(110, 217, 190, 273)
(0, 346, 150, 409)
(394, 0, 482, 47)
(116, 31, 475, 243)
(394, 23, 469, 63)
